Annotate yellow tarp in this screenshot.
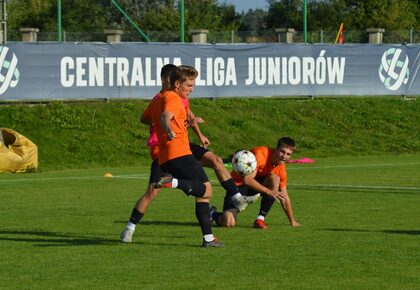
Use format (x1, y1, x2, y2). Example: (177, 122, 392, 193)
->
(0, 128, 38, 173)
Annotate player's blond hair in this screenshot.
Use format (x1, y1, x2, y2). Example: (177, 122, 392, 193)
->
(169, 66, 198, 88)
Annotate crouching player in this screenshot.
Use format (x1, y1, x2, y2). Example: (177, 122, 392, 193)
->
(211, 137, 301, 229)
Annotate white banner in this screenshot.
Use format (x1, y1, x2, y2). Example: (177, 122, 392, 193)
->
(0, 43, 418, 100)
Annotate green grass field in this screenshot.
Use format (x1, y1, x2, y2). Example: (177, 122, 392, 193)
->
(1, 154, 419, 289)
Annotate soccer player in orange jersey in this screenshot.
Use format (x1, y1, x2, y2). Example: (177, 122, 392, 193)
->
(144, 67, 223, 247)
(211, 137, 301, 229)
(121, 65, 259, 245)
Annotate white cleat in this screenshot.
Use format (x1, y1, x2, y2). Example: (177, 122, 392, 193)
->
(120, 228, 134, 243)
(232, 193, 261, 212)
(243, 193, 261, 204)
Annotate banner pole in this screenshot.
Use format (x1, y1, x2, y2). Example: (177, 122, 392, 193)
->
(303, 0, 307, 43)
(180, 0, 184, 43)
(57, 0, 62, 42)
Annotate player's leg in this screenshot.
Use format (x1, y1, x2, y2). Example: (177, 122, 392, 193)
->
(159, 155, 223, 247)
(121, 159, 162, 243)
(221, 209, 237, 227)
(254, 174, 279, 230)
(211, 185, 252, 227)
(219, 193, 238, 227)
(192, 144, 259, 211)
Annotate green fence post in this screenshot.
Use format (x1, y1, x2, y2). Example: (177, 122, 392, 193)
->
(180, 0, 184, 42)
(111, 0, 151, 42)
(57, 0, 62, 42)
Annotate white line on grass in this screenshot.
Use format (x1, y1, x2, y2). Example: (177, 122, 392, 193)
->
(0, 174, 149, 182)
(287, 183, 420, 191)
(287, 162, 420, 170)
(0, 174, 417, 192)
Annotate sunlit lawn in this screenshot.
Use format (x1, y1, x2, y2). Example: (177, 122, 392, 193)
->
(0, 155, 419, 289)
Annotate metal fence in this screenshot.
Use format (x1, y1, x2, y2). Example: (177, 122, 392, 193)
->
(6, 29, 420, 44)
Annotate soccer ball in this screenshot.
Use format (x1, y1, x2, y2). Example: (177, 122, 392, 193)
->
(232, 150, 257, 176)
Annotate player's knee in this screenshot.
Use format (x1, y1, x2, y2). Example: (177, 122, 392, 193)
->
(223, 214, 236, 227)
(224, 219, 236, 227)
(146, 185, 160, 199)
(201, 183, 212, 199)
(269, 173, 280, 182)
(210, 155, 224, 171)
(148, 188, 160, 199)
(265, 174, 280, 187)
(213, 156, 224, 168)
(225, 220, 236, 227)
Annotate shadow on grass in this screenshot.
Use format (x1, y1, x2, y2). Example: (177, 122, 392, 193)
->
(114, 220, 198, 227)
(0, 229, 200, 248)
(115, 220, 260, 230)
(0, 230, 120, 247)
(321, 228, 420, 236)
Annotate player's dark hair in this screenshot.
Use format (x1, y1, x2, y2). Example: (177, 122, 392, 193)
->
(169, 66, 198, 89)
(277, 137, 296, 150)
(160, 64, 177, 78)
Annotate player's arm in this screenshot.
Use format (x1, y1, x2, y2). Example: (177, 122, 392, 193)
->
(160, 111, 176, 140)
(279, 186, 301, 227)
(187, 109, 210, 148)
(243, 171, 286, 202)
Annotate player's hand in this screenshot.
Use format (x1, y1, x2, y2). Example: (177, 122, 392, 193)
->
(193, 117, 205, 125)
(187, 117, 205, 128)
(200, 135, 210, 148)
(271, 190, 286, 203)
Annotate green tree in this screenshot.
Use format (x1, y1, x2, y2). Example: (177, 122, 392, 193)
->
(106, 0, 239, 41)
(184, 0, 238, 31)
(265, 0, 303, 30)
(8, 0, 54, 31)
(238, 8, 267, 35)
(8, 0, 107, 33)
(264, 0, 419, 42)
(341, 0, 418, 30)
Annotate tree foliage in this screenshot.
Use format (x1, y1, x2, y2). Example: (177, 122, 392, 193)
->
(264, 0, 419, 31)
(8, 0, 107, 32)
(6, 0, 420, 41)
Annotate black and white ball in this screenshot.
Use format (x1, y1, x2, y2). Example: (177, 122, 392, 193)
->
(232, 150, 257, 176)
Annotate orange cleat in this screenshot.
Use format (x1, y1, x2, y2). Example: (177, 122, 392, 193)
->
(254, 219, 268, 230)
(155, 175, 173, 189)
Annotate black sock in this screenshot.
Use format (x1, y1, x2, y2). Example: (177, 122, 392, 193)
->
(210, 210, 219, 221)
(258, 195, 275, 217)
(220, 178, 239, 197)
(129, 208, 144, 224)
(177, 179, 206, 197)
(195, 202, 212, 235)
(212, 212, 222, 226)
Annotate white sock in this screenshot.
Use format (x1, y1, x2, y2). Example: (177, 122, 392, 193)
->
(204, 234, 215, 242)
(232, 193, 241, 199)
(171, 178, 178, 188)
(256, 215, 265, 221)
(126, 222, 136, 230)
